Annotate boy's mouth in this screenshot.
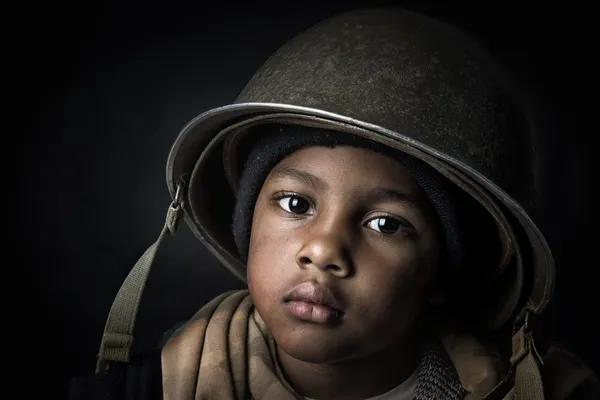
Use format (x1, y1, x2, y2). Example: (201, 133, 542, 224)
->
(282, 281, 345, 324)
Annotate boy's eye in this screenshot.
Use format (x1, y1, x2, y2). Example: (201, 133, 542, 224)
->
(278, 195, 312, 214)
(365, 216, 405, 234)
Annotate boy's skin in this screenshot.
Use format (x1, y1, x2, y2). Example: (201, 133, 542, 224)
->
(248, 145, 446, 399)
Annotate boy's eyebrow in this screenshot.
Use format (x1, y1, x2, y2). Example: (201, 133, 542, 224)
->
(269, 167, 421, 208)
(366, 187, 421, 210)
(269, 167, 328, 191)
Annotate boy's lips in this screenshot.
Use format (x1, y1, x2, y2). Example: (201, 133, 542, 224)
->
(282, 281, 345, 324)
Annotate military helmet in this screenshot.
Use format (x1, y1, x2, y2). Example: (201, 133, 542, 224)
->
(166, 8, 554, 333)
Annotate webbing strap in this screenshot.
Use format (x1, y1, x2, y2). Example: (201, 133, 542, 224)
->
(95, 196, 183, 373)
(510, 316, 545, 399)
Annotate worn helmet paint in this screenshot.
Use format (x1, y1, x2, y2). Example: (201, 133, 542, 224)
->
(165, 8, 554, 332)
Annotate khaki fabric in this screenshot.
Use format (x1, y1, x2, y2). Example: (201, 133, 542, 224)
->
(159, 290, 599, 400)
(162, 290, 301, 400)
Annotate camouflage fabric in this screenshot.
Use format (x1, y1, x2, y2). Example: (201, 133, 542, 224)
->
(160, 290, 599, 400)
(162, 290, 296, 399)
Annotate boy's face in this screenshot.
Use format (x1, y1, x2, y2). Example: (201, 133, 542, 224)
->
(247, 145, 442, 364)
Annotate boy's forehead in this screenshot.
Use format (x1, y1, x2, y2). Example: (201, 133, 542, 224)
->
(269, 146, 422, 193)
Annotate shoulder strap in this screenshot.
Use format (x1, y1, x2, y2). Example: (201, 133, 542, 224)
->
(509, 313, 545, 399)
(95, 185, 184, 373)
(476, 311, 545, 400)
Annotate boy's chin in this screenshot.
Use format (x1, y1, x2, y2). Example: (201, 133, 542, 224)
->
(274, 331, 362, 364)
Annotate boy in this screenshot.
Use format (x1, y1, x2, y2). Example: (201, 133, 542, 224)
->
(72, 8, 599, 400)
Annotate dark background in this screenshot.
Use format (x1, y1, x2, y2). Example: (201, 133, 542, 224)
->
(18, 1, 596, 398)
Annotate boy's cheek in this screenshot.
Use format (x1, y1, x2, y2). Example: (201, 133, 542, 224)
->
(248, 229, 296, 267)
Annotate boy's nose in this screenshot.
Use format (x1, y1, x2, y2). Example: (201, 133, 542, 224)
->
(295, 233, 352, 278)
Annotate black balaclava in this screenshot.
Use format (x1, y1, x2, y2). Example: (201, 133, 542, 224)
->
(231, 124, 499, 281)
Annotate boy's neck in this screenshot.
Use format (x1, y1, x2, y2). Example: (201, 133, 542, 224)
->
(276, 334, 424, 400)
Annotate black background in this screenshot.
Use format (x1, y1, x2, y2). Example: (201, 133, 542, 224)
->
(18, 1, 597, 397)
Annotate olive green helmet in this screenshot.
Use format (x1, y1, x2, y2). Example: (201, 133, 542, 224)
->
(96, 9, 554, 383)
(166, 8, 554, 332)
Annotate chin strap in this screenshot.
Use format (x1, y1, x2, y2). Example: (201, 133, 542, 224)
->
(95, 184, 184, 373)
(509, 310, 545, 399)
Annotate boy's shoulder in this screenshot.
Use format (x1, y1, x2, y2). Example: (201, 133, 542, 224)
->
(441, 332, 598, 400)
(540, 343, 600, 400)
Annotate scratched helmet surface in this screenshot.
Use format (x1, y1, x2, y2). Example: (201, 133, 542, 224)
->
(165, 8, 554, 332)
